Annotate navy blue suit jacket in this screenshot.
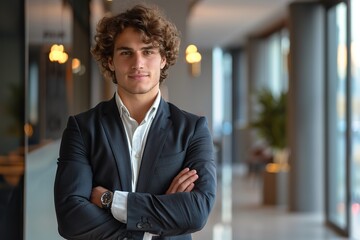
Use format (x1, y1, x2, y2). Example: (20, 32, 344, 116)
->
(54, 96, 216, 240)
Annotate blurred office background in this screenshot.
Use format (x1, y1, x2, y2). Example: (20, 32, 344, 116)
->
(0, 0, 359, 239)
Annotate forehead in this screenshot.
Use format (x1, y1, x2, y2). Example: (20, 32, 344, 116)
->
(115, 27, 149, 46)
(115, 27, 142, 43)
(115, 27, 161, 49)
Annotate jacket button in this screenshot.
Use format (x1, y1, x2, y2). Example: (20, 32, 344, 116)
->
(136, 222, 143, 229)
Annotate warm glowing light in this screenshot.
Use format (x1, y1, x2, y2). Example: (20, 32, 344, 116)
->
(72, 58, 80, 69)
(51, 44, 64, 52)
(72, 58, 81, 73)
(186, 52, 202, 64)
(266, 163, 280, 173)
(58, 52, 68, 64)
(49, 44, 68, 64)
(185, 44, 201, 64)
(265, 163, 289, 173)
(186, 44, 198, 55)
(24, 123, 33, 137)
(185, 44, 202, 77)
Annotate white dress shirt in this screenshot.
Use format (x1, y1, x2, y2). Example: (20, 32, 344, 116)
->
(111, 91, 161, 240)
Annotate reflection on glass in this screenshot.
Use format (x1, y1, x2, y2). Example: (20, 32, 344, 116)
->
(0, 1, 25, 238)
(351, 0, 360, 238)
(25, 0, 101, 238)
(267, 29, 289, 96)
(327, 2, 347, 229)
(27, 0, 73, 148)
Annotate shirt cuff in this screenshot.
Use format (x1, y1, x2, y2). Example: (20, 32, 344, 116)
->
(111, 191, 128, 223)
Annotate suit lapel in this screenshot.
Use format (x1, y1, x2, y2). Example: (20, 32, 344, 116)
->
(136, 99, 172, 192)
(100, 96, 132, 192)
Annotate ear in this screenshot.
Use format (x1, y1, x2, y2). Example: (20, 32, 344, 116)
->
(108, 57, 115, 71)
(160, 57, 166, 69)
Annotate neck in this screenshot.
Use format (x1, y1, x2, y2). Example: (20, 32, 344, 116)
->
(118, 91, 158, 124)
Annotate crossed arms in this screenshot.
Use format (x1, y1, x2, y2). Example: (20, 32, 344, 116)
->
(54, 115, 216, 239)
(91, 167, 199, 206)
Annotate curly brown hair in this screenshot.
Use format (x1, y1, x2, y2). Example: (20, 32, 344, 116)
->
(91, 4, 181, 84)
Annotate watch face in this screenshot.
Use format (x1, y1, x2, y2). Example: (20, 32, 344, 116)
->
(101, 191, 113, 209)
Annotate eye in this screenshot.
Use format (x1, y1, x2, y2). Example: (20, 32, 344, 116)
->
(120, 50, 132, 56)
(143, 50, 154, 55)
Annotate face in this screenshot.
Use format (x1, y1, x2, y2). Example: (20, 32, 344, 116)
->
(108, 27, 166, 98)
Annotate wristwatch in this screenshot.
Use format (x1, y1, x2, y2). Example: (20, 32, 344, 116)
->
(100, 190, 113, 210)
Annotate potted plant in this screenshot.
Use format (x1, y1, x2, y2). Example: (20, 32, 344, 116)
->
(251, 88, 288, 165)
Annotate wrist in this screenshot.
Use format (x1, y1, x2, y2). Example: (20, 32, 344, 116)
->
(100, 190, 113, 210)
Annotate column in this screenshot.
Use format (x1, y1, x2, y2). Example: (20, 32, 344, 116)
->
(287, 2, 325, 212)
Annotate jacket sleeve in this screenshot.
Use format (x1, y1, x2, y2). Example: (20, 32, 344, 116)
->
(54, 116, 142, 240)
(126, 117, 217, 237)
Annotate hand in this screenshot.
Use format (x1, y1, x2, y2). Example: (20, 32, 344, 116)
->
(166, 168, 199, 194)
(90, 186, 109, 208)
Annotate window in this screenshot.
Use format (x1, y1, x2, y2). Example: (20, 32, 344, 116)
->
(351, 0, 360, 237)
(0, 1, 25, 238)
(326, 1, 347, 231)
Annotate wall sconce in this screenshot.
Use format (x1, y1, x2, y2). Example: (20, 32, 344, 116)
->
(49, 44, 68, 64)
(186, 44, 201, 77)
(72, 58, 86, 75)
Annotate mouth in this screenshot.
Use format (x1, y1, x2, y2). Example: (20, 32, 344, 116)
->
(128, 72, 149, 80)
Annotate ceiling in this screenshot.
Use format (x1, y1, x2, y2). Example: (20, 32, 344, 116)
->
(187, 0, 296, 49)
(28, 0, 306, 49)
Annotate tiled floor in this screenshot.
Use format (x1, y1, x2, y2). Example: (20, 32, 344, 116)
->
(193, 164, 350, 240)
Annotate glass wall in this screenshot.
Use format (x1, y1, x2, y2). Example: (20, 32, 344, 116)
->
(25, 1, 75, 238)
(27, 0, 74, 147)
(326, 2, 348, 231)
(351, 0, 360, 238)
(24, 0, 108, 239)
(326, 1, 360, 238)
(0, 1, 25, 239)
(266, 29, 289, 96)
(26, 0, 108, 147)
(246, 29, 289, 150)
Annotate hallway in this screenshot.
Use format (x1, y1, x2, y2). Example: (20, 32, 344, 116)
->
(24, 143, 349, 240)
(193, 165, 348, 240)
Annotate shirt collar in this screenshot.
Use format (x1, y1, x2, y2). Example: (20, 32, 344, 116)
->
(115, 91, 161, 122)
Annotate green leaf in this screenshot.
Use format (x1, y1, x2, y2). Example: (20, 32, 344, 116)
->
(250, 89, 287, 149)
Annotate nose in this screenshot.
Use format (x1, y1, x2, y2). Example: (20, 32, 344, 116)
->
(132, 51, 144, 70)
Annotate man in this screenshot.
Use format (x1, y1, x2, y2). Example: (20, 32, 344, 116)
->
(54, 4, 216, 240)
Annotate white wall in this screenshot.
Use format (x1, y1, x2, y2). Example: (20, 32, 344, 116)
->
(167, 49, 213, 132)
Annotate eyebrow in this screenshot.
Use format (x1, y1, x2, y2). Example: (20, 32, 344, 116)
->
(115, 45, 157, 51)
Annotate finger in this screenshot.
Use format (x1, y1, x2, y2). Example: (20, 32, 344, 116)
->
(172, 168, 190, 182)
(176, 174, 198, 192)
(166, 168, 190, 194)
(184, 183, 195, 192)
(168, 172, 198, 194)
(171, 170, 196, 193)
(177, 170, 197, 184)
